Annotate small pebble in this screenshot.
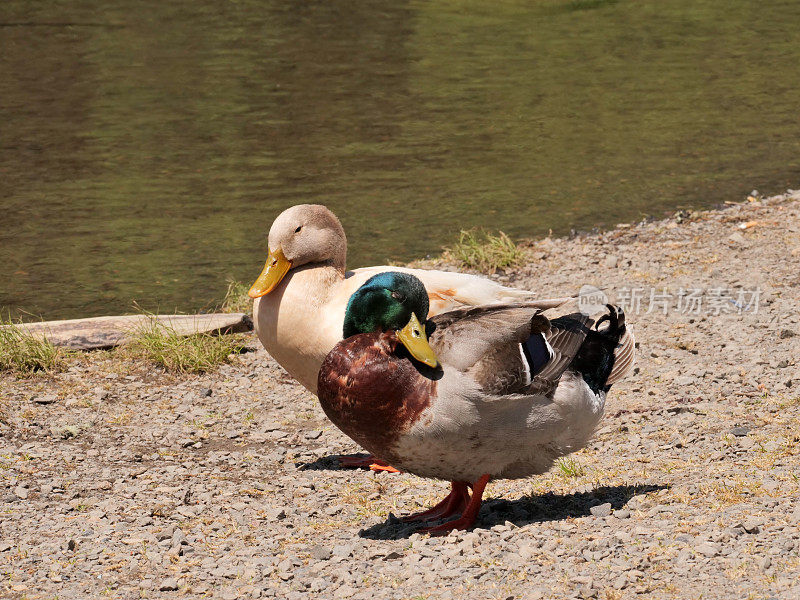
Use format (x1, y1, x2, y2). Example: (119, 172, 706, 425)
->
(695, 543, 720, 557)
(159, 578, 179, 591)
(33, 394, 57, 405)
(309, 546, 331, 561)
(590, 503, 612, 518)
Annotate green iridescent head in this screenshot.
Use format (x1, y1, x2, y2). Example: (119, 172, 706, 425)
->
(343, 272, 438, 367)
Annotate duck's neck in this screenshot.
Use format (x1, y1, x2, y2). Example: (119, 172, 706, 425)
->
(285, 259, 345, 305)
(253, 259, 347, 392)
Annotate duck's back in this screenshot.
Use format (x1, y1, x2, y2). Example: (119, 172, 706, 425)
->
(255, 263, 556, 393)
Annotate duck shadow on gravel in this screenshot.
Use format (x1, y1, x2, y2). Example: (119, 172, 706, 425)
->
(297, 454, 352, 471)
(358, 483, 668, 540)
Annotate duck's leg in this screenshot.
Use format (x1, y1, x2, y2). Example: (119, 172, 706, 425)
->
(400, 482, 471, 523)
(418, 474, 491, 536)
(338, 454, 401, 473)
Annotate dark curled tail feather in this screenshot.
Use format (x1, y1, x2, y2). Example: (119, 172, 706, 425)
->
(570, 304, 631, 394)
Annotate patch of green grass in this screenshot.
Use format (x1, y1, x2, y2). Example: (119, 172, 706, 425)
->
(557, 456, 587, 478)
(127, 315, 245, 373)
(444, 229, 526, 273)
(221, 280, 252, 314)
(0, 319, 67, 375)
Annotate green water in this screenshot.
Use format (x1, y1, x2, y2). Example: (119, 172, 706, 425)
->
(2, 0, 799, 319)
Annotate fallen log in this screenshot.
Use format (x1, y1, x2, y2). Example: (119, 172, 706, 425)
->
(4, 313, 253, 351)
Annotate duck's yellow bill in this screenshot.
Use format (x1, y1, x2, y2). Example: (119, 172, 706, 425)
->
(397, 313, 438, 368)
(248, 247, 292, 298)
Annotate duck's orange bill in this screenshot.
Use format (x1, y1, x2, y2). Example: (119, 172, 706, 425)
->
(248, 248, 292, 298)
(397, 313, 438, 368)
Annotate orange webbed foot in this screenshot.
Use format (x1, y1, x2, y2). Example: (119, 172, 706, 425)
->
(401, 482, 470, 523)
(369, 460, 401, 473)
(416, 474, 490, 536)
(338, 454, 401, 473)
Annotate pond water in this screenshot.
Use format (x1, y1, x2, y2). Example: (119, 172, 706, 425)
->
(2, 0, 799, 319)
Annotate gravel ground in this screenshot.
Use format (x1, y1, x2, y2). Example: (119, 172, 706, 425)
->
(2, 191, 799, 600)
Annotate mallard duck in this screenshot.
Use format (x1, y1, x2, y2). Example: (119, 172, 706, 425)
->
(317, 272, 635, 534)
(248, 204, 565, 394)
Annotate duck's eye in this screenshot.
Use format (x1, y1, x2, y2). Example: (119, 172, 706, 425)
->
(294, 225, 302, 233)
(391, 291, 405, 302)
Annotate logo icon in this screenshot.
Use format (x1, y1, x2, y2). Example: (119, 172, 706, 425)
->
(578, 285, 608, 316)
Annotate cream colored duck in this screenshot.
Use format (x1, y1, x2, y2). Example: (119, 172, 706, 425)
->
(248, 204, 564, 394)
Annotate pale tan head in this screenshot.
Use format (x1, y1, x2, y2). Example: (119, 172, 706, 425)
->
(268, 204, 346, 269)
(249, 204, 347, 298)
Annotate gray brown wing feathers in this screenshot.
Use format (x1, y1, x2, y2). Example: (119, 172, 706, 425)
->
(534, 313, 593, 382)
(429, 303, 553, 372)
(606, 324, 635, 385)
(428, 300, 634, 396)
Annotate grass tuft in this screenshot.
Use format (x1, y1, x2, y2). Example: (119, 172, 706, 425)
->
(557, 456, 587, 478)
(221, 280, 252, 314)
(444, 229, 526, 273)
(0, 319, 67, 375)
(127, 315, 246, 374)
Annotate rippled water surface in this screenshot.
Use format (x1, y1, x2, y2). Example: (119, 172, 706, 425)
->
(2, 0, 800, 318)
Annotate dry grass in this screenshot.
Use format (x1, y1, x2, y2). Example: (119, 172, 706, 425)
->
(444, 229, 526, 273)
(126, 314, 246, 374)
(0, 319, 68, 375)
(221, 280, 252, 314)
